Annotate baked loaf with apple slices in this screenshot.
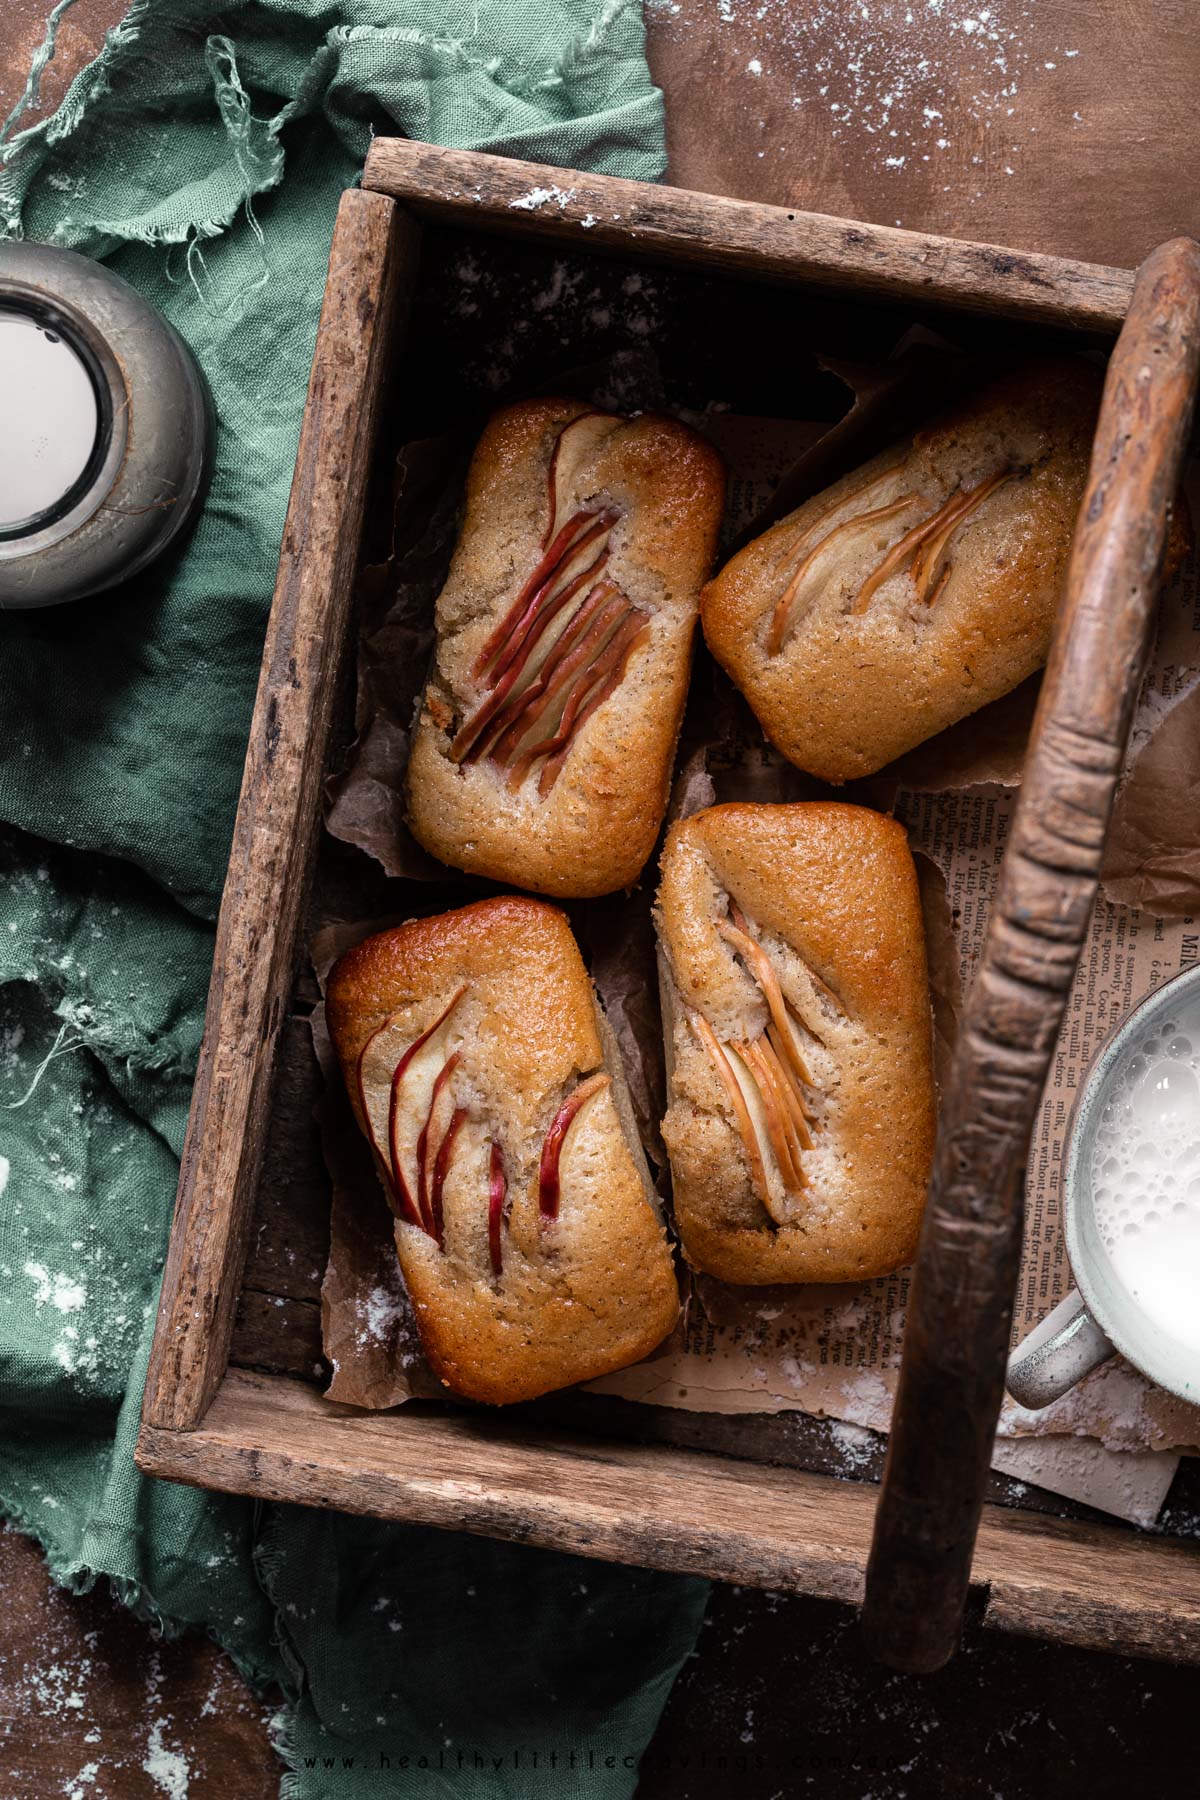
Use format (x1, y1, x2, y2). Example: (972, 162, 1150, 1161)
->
(326, 895, 680, 1404)
(406, 398, 725, 896)
(656, 802, 935, 1284)
(700, 359, 1102, 782)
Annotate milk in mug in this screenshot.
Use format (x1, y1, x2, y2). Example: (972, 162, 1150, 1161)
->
(1089, 995, 1200, 1360)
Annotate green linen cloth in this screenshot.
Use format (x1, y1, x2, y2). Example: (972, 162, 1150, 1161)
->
(0, 4, 709, 1792)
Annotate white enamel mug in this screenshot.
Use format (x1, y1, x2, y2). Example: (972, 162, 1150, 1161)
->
(1006, 962, 1200, 1411)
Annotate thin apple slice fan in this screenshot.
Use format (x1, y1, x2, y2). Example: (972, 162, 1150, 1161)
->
(767, 460, 913, 654)
(450, 418, 650, 794)
(695, 908, 828, 1221)
(767, 462, 1017, 650)
(370, 995, 614, 1273)
(380, 986, 467, 1234)
(851, 465, 1015, 614)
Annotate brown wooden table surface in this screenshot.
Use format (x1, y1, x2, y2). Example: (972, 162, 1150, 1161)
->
(1, 3, 1197, 1795)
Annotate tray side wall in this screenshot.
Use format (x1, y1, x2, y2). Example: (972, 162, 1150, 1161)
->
(362, 137, 1134, 333)
(141, 188, 419, 1432)
(137, 1369, 1200, 1668)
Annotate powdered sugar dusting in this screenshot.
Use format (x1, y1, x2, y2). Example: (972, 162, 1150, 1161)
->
(651, 0, 1086, 204)
(143, 1719, 190, 1798)
(508, 184, 578, 212)
(23, 1261, 86, 1314)
(360, 1282, 406, 1346)
(827, 1418, 877, 1472)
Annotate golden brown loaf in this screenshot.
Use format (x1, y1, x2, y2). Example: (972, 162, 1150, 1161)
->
(700, 360, 1103, 782)
(326, 896, 680, 1403)
(406, 398, 725, 897)
(656, 802, 935, 1284)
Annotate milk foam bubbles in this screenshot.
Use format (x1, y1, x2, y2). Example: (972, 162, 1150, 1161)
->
(0, 314, 98, 529)
(1089, 1011, 1200, 1359)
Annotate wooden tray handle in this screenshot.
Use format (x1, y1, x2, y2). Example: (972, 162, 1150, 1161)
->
(862, 235, 1200, 1674)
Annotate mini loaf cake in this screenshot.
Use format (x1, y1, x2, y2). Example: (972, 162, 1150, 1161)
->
(700, 360, 1103, 782)
(656, 802, 935, 1284)
(326, 895, 680, 1403)
(406, 398, 725, 896)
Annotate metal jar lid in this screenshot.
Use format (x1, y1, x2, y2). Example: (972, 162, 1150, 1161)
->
(0, 240, 213, 609)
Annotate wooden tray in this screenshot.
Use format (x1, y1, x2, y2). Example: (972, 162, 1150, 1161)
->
(135, 140, 1200, 1669)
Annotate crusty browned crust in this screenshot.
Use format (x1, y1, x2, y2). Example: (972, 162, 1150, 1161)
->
(326, 896, 679, 1403)
(656, 803, 935, 1284)
(700, 360, 1103, 782)
(406, 397, 725, 897)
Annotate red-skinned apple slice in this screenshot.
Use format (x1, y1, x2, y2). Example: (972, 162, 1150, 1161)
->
(693, 1014, 772, 1213)
(414, 1049, 462, 1235)
(385, 986, 466, 1232)
(487, 517, 615, 685)
(451, 534, 618, 764)
(505, 604, 644, 792)
(428, 1105, 468, 1250)
(534, 614, 651, 796)
(470, 509, 616, 687)
(487, 1140, 508, 1276)
(480, 581, 623, 768)
(538, 1071, 612, 1222)
(471, 511, 591, 681)
(354, 1010, 422, 1226)
(452, 635, 545, 764)
(543, 411, 621, 548)
(495, 589, 630, 779)
(484, 547, 610, 699)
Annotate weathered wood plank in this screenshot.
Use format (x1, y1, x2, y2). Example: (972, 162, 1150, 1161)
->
(136, 1369, 1200, 1666)
(362, 137, 1133, 333)
(863, 235, 1200, 1673)
(141, 190, 419, 1432)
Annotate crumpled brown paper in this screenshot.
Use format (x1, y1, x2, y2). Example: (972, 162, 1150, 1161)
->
(877, 675, 1040, 796)
(323, 433, 471, 884)
(1102, 677, 1200, 915)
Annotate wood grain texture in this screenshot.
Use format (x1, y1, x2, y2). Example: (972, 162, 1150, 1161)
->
(0, 1530, 279, 1797)
(137, 1368, 1200, 1666)
(862, 235, 1200, 1675)
(361, 138, 1133, 333)
(141, 189, 417, 1432)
